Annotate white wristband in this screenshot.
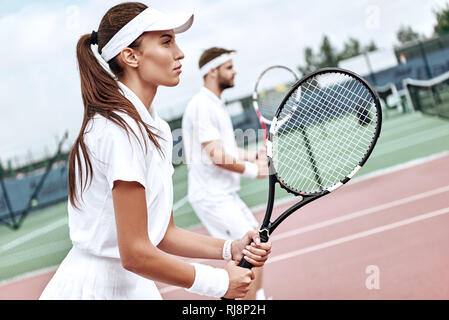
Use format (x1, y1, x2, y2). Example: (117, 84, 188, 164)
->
(242, 161, 258, 178)
(222, 240, 233, 261)
(186, 263, 229, 298)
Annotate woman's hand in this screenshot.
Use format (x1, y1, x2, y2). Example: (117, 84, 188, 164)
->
(223, 261, 254, 299)
(231, 230, 272, 267)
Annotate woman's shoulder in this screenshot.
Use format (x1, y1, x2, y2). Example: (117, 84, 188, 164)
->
(85, 112, 143, 139)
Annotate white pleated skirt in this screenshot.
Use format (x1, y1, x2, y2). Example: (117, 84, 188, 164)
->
(40, 246, 162, 300)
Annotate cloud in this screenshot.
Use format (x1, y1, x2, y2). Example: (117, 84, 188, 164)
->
(0, 0, 446, 164)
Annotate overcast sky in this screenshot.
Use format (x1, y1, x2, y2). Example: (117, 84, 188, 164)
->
(1, 0, 448, 165)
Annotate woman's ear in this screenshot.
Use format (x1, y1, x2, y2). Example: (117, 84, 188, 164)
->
(119, 48, 139, 68)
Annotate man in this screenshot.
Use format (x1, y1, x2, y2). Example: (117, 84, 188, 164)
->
(182, 47, 269, 300)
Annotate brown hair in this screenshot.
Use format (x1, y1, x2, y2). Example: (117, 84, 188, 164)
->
(198, 47, 236, 69)
(69, 2, 162, 208)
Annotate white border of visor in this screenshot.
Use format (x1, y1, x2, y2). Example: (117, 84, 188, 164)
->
(100, 8, 193, 62)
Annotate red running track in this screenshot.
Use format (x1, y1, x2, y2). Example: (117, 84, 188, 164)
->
(1, 154, 449, 300)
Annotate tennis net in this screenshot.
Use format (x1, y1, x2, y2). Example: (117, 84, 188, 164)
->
(375, 83, 405, 117)
(403, 70, 449, 120)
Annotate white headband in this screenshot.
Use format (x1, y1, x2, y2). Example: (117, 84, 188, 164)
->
(100, 8, 194, 62)
(199, 53, 235, 76)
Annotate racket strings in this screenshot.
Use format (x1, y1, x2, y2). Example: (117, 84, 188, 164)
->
(281, 79, 374, 186)
(289, 81, 375, 151)
(255, 67, 298, 123)
(258, 91, 287, 120)
(272, 72, 378, 194)
(277, 80, 375, 191)
(282, 80, 372, 161)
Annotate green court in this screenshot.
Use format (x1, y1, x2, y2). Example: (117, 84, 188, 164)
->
(1, 111, 449, 282)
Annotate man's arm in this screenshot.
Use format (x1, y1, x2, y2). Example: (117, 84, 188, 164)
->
(238, 145, 267, 163)
(202, 140, 267, 178)
(238, 149, 257, 162)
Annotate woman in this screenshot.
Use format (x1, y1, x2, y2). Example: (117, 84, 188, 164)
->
(40, 2, 271, 300)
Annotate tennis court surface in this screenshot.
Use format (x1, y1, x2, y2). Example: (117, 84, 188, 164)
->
(1, 112, 449, 299)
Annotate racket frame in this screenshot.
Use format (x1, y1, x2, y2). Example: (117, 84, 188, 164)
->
(252, 65, 299, 139)
(260, 67, 382, 239)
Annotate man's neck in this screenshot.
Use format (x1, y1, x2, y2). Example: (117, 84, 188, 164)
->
(204, 81, 223, 99)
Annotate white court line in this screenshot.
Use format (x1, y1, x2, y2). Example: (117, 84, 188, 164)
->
(174, 150, 449, 218)
(159, 195, 449, 294)
(173, 195, 188, 211)
(267, 206, 449, 264)
(0, 265, 58, 287)
(2, 152, 449, 257)
(0, 218, 67, 252)
(270, 184, 449, 241)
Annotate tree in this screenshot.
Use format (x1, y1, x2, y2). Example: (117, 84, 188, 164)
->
(297, 47, 319, 75)
(297, 36, 378, 75)
(339, 38, 361, 61)
(297, 36, 338, 75)
(319, 36, 339, 68)
(396, 25, 422, 44)
(433, 4, 449, 35)
(364, 40, 378, 52)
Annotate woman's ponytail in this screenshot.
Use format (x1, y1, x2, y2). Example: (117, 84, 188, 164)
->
(68, 2, 162, 209)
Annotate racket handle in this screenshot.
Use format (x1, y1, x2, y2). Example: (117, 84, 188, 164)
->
(237, 228, 270, 269)
(220, 258, 254, 299)
(220, 258, 253, 301)
(220, 229, 270, 300)
(237, 257, 254, 269)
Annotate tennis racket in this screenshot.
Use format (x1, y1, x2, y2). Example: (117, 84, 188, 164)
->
(241, 67, 382, 269)
(253, 65, 299, 140)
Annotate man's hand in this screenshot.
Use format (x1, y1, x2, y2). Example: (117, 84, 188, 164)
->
(256, 145, 267, 160)
(255, 156, 268, 178)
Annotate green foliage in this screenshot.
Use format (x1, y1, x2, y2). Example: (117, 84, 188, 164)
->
(396, 25, 422, 44)
(433, 4, 449, 35)
(297, 36, 378, 75)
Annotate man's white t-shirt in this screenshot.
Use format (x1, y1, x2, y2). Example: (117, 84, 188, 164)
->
(182, 87, 240, 203)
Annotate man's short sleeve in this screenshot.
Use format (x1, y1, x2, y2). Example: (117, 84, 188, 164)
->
(195, 102, 221, 144)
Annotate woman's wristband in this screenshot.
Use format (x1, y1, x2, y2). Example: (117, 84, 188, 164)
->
(222, 240, 233, 261)
(186, 263, 229, 298)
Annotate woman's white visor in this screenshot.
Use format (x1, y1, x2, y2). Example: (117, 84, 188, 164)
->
(100, 7, 194, 62)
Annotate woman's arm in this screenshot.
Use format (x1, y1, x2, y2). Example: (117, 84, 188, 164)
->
(112, 180, 259, 299)
(157, 212, 225, 259)
(159, 211, 272, 266)
(112, 180, 195, 288)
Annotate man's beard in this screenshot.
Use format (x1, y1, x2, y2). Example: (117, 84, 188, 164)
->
(218, 78, 234, 91)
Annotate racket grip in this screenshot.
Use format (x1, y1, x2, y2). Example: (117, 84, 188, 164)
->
(221, 258, 254, 300)
(220, 229, 270, 300)
(237, 257, 254, 269)
(237, 228, 270, 269)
